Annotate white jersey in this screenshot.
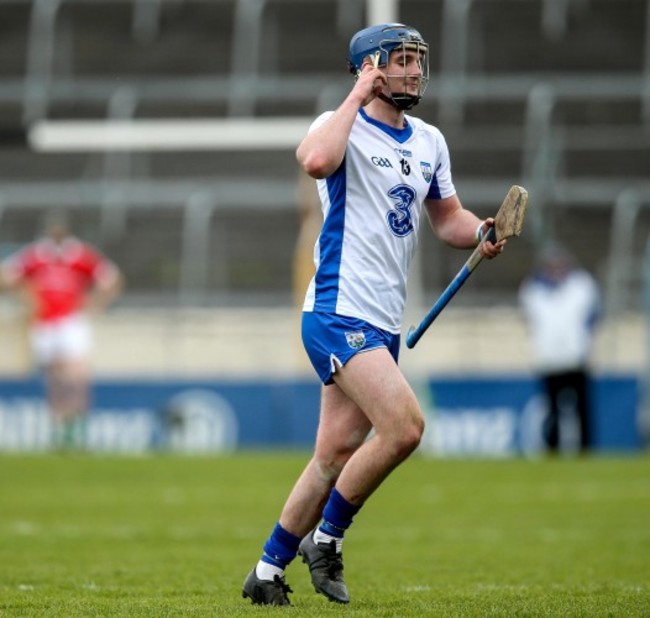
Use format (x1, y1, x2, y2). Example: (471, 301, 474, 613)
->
(303, 108, 456, 334)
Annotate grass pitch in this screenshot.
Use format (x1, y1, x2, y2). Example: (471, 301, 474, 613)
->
(1, 452, 649, 617)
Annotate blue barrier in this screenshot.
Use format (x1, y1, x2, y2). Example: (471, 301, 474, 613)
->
(421, 375, 641, 456)
(0, 375, 640, 454)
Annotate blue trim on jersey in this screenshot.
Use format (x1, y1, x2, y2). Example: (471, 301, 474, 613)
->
(313, 161, 347, 311)
(359, 108, 413, 143)
(427, 161, 443, 199)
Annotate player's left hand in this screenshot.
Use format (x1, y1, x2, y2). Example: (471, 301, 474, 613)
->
(478, 218, 506, 259)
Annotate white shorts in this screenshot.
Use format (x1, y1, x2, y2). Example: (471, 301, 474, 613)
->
(31, 314, 92, 364)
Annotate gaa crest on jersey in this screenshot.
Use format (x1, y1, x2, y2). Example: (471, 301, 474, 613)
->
(345, 331, 366, 350)
(420, 162, 433, 183)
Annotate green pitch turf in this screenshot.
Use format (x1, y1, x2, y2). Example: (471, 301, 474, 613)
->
(1, 453, 649, 617)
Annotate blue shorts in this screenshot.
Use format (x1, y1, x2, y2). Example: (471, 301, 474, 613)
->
(302, 311, 401, 385)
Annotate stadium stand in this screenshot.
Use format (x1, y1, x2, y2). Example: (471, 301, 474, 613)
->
(0, 0, 648, 375)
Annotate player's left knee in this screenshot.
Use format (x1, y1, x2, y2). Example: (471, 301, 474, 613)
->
(393, 413, 425, 459)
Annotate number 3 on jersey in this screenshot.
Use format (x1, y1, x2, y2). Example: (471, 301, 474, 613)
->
(386, 184, 416, 237)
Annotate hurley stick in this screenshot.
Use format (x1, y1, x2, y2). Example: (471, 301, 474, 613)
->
(406, 185, 529, 349)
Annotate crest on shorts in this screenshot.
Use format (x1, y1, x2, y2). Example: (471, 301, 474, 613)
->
(345, 331, 366, 350)
(420, 161, 433, 183)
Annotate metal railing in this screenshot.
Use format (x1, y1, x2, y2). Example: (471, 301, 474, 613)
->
(2, 0, 649, 312)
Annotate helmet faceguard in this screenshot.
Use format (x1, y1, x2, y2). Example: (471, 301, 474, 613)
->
(347, 23, 430, 111)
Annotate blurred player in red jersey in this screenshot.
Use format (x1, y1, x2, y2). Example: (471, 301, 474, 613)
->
(0, 214, 123, 448)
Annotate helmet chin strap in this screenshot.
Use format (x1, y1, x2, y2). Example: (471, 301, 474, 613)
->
(378, 91, 420, 111)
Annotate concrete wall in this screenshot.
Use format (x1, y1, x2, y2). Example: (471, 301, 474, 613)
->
(0, 303, 644, 380)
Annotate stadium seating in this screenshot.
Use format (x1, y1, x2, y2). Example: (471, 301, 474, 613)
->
(0, 0, 648, 315)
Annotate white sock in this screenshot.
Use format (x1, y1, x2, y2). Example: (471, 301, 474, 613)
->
(255, 560, 284, 581)
(313, 528, 343, 553)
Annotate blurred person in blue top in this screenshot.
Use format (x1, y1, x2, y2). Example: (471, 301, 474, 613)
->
(242, 22, 506, 606)
(519, 242, 601, 454)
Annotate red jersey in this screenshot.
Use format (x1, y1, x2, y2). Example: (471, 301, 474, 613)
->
(2, 237, 118, 323)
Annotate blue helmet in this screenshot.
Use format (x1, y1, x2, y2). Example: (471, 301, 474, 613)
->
(347, 23, 429, 110)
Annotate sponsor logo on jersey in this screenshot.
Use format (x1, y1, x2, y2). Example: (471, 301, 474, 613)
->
(345, 331, 366, 350)
(420, 161, 433, 182)
(371, 156, 393, 168)
(394, 148, 413, 158)
(386, 184, 416, 237)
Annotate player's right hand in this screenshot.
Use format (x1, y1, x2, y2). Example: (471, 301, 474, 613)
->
(354, 63, 387, 106)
